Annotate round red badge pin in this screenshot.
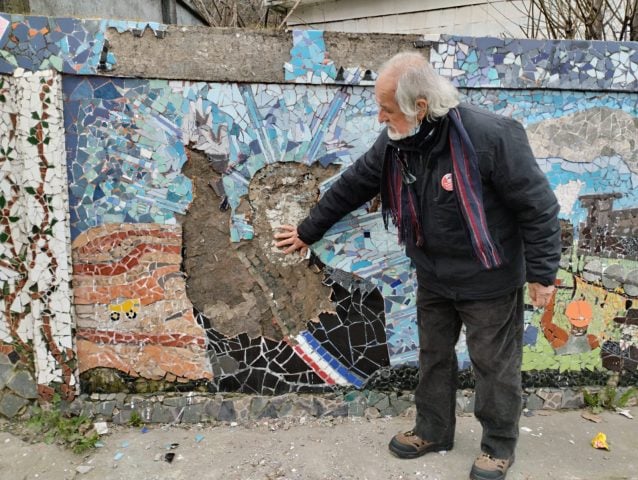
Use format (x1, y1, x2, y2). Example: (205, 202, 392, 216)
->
(441, 173, 453, 191)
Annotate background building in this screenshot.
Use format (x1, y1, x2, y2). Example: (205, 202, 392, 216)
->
(265, 0, 529, 37)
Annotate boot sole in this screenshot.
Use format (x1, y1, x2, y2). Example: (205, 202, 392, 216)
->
(388, 440, 454, 459)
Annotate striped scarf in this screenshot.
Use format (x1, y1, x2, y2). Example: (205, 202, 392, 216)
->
(381, 108, 502, 270)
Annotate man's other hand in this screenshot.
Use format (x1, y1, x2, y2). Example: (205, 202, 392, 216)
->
(528, 282, 555, 309)
(274, 225, 309, 256)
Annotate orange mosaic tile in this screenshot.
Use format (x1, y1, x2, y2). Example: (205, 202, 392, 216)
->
(72, 224, 210, 382)
(77, 339, 212, 381)
(77, 328, 207, 348)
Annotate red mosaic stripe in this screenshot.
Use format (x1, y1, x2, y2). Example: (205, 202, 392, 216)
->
(76, 328, 206, 348)
(293, 344, 335, 385)
(76, 228, 181, 255)
(73, 243, 181, 275)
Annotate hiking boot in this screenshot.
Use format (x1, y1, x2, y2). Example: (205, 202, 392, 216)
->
(388, 430, 453, 459)
(469, 453, 514, 480)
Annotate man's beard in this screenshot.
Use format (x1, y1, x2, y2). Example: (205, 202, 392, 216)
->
(386, 120, 420, 141)
(387, 128, 413, 141)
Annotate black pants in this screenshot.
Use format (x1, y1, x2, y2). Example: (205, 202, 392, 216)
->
(413, 285, 524, 459)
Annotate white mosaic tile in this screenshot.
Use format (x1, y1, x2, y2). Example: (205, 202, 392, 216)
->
(0, 70, 75, 390)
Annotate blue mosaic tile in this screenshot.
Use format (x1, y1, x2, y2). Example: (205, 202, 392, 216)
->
(284, 29, 377, 86)
(63, 77, 381, 242)
(431, 35, 638, 91)
(63, 77, 191, 237)
(300, 331, 364, 387)
(230, 214, 254, 242)
(0, 14, 167, 75)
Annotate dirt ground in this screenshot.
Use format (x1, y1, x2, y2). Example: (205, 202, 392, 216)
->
(1, 409, 637, 480)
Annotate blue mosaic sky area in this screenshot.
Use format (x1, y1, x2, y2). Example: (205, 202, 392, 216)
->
(63, 77, 192, 239)
(63, 76, 381, 240)
(463, 89, 638, 228)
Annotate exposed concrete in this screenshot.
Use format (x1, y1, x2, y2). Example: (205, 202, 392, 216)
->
(104, 26, 426, 82)
(179, 150, 337, 339)
(323, 30, 427, 71)
(0, 0, 29, 14)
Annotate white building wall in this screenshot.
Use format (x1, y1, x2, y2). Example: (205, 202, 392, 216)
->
(286, 0, 529, 38)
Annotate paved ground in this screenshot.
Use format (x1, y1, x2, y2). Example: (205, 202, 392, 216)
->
(0, 409, 637, 480)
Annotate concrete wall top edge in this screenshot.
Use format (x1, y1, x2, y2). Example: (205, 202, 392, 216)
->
(102, 25, 425, 83)
(1, 12, 637, 91)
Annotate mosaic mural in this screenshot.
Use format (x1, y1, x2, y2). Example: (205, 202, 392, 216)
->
(285, 29, 377, 86)
(0, 13, 166, 75)
(62, 74, 638, 390)
(1, 15, 637, 399)
(62, 74, 392, 392)
(431, 35, 638, 91)
(72, 223, 211, 382)
(0, 70, 75, 400)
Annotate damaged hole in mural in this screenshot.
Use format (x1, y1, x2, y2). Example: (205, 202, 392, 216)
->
(181, 152, 341, 340)
(180, 151, 389, 394)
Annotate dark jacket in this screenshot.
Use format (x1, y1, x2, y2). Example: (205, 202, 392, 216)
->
(297, 103, 561, 300)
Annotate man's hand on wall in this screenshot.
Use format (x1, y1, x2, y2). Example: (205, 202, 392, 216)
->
(528, 282, 555, 309)
(274, 225, 309, 256)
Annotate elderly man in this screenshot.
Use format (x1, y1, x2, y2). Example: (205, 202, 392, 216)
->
(275, 52, 560, 480)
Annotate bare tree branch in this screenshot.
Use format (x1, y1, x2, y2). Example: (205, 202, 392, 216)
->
(190, 0, 215, 26)
(278, 0, 302, 30)
(523, 0, 634, 40)
(187, 0, 284, 28)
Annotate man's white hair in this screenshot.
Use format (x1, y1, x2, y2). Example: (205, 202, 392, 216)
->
(379, 52, 460, 121)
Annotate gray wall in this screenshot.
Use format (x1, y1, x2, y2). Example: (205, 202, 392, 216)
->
(28, 0, 203, 24)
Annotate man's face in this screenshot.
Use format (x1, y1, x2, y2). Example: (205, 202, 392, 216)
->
(375, 73, 417, 141)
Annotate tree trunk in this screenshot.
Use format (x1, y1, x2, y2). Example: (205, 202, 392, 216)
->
(632, 0, 638, 40)
(586, 0, 605, 39)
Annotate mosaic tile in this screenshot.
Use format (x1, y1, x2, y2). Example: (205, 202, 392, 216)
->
(72, 223, 211, 381)
(0, 14, 167, 75)
(230, 214, 254, 242)
(462, 89, 638, 227)
(601, 308, 638, 371)
(62, 77, 192, 239)
(198, 263, 389, 393)
(0, 70, 74, 395)
(312, 212, 418, 366)
(302, 268, 389, 381)
(285, 30, 337, 83)
(66, 75, 379, 240)
(285, 30, 377, 86)
(199, 312, 326, 394)
(431, 35, 638, 92)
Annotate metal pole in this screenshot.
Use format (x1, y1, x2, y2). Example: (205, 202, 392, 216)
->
(161, 0, 178, 24)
